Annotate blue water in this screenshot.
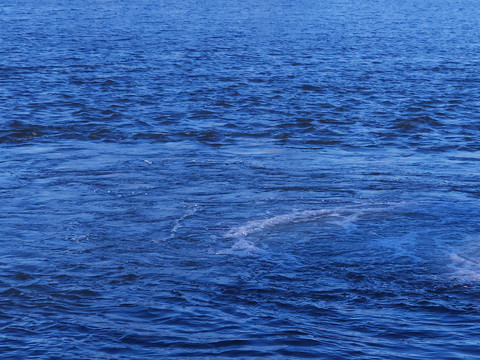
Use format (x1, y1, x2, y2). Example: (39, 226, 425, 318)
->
(1, 0, 480, 358)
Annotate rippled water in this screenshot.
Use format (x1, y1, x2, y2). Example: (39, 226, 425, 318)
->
(1, 0, 480, 358)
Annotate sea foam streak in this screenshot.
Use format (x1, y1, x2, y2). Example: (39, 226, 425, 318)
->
(225, 209, 338, 238)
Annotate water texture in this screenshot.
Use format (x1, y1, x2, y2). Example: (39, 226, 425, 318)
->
(1, 0, 480, 358)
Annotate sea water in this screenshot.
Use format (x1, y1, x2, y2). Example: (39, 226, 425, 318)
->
(1, 0, 480, 358)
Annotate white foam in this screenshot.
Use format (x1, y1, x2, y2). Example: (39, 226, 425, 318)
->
(224, 209, 338, 239)
(449, 252, 480, 282)
(216, 239, 267, 257)
(160, 204, 200, 241)
(326, 214, 359, 231)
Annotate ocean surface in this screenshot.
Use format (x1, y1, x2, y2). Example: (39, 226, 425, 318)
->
(1, 0, 480, 358)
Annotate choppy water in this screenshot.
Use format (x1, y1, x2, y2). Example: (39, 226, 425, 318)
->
(1, 0, 480, 358)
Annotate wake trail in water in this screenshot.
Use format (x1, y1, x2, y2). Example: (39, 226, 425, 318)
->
(223, 202, 408, 240)
(224, 209, 340, 239)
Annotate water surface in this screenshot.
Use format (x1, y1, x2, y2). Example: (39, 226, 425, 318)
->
(1, 0, 480, 358)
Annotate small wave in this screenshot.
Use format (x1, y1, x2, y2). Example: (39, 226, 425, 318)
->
(225, 210, 338, 239)
(296, 84, 324, 93)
